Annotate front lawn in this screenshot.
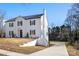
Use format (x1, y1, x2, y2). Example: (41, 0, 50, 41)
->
(0, 38, 47, 54)
(0, 54, 7, 56)
(66, 42, 79, 56)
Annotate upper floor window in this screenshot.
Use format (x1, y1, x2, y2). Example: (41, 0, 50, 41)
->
(9, 23, 14, 27)
(17, 21, 23, 26)
(30, 20, 35, 25)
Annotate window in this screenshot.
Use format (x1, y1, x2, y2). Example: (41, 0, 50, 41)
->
(9, 23, 14, 27)
(30, 20, 35, 25)
(17, 21, 23, 26)
(9, 31, 14, 37)
(9, 31, 11, 36)
(30, 30, 36, 35)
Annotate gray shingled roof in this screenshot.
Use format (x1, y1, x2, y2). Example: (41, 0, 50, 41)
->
(6, 14, 43, 22)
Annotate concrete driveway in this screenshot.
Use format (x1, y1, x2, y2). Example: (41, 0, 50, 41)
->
(30, 42, 69, 56)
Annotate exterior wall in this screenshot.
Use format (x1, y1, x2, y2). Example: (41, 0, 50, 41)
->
(4, 21, 15, 37)
(4, 16, 42, 38)
(40, 10, 48, 42)
(43, 10, 48, 41)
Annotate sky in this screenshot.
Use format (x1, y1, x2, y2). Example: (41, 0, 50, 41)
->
(0, 3, 72, 26)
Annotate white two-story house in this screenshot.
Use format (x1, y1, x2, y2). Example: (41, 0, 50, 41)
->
(4, 9, 48, 39)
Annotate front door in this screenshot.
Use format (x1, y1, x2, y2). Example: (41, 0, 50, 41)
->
(20, 30, 22, 38)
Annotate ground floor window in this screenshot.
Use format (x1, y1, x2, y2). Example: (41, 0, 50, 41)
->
(30, 30, 36, 35)
(9, 31, 14, 37)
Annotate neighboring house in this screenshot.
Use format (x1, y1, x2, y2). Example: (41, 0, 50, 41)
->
(4, 9, 48, 38)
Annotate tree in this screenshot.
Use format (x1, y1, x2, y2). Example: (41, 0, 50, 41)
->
(65, 3, 79, 44)
(60, 25, 70, 41)
(49, 25, 61, 41)
(48, 23, 54, 41)
(0, 9, 5, 37)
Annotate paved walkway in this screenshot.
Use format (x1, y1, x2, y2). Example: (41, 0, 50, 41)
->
(29, 42, 69, 56)
(0, 42, 69, 56)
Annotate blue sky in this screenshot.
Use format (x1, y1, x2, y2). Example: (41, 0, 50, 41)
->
(0, 3, 72, 26)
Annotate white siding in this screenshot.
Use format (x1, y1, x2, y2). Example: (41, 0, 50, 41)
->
(4, 12, 48, 39)
(4, 16, 42, 38)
